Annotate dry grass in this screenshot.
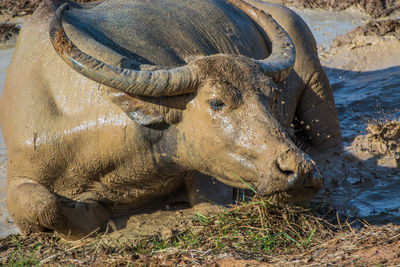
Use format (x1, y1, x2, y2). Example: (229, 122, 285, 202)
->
(1, 197, 398, 265)
(184, 198, 336, 257)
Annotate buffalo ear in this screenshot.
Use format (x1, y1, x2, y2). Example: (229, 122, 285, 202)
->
(109, 91, 165, 126)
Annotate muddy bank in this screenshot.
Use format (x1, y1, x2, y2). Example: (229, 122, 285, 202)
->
(333, 19, 400, 47)
(319, 20, 400, 71)
(282, 0, 400, 18)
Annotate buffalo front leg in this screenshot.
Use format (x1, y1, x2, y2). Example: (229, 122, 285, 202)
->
(184, 172, 233, 207)
(7, 177, 110, 240)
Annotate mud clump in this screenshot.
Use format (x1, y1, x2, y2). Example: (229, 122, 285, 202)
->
(333, 19, 400, 47)
(363, 120, 400, 156)
(0, 23, 20, 44)
(351, 120, 400, 167)
(282, 0, 400, 18)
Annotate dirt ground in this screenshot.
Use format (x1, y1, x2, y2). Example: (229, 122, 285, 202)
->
(319, 17, 400, 71)
(0, 212, 399, 265)
(0, 0, 400, 266)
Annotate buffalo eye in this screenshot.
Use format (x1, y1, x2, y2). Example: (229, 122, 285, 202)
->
(209, 99, 226, 110)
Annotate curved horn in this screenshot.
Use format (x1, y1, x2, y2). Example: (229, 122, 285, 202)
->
(49, 3, 198, 97)
(228, 0, 295, 81)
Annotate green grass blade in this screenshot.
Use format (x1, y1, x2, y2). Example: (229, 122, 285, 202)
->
(233, 174, 257, 194)
(305, 228, 316, 248)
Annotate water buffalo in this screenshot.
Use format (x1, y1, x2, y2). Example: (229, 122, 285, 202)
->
(0, 0, 341, 239)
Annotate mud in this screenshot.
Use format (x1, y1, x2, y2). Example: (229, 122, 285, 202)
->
(107, 203, 223, 244)
(317, 16, 400, 71)
(333, 19, 400, 47)
(281, 0, 400, 18)
(0, 48, 16, 237)
(0, 23, 20, 49)
(352, 120, 400, 163)
(0, 0, 96, 20)
(0, 0, 399, 243)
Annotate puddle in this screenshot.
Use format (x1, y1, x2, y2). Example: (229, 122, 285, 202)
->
(292, 7, 368, 48)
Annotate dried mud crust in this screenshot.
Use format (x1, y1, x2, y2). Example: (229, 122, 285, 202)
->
(333, 19, 400, 47)
(282, 0, 400, 18)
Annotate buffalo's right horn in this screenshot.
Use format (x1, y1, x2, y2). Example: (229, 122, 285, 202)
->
(227, 0, 295, 82)
(49, 3, 198, 97)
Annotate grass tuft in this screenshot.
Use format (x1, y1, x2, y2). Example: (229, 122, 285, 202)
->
(181, 197, 335, 257)
(1, 197, 399, 265)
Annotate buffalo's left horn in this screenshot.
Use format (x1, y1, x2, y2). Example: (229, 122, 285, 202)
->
(49, 3, 198, 97)
(227, 0, 295, 82)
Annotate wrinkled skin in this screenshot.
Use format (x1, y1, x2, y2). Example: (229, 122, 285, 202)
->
(0, 0, 341, 240)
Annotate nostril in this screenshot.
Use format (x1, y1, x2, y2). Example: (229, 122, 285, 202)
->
(275, 161, 295, 176)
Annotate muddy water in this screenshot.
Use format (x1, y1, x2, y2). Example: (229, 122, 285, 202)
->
(291, 7, 368, 48)
(0, 48, 17, 237)
(0, 8, 399, 237)
(295, 8, 400, 223)
(319, 66, 400, 223)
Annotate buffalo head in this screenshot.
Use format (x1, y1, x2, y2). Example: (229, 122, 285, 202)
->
(49, 0, 322, 201)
